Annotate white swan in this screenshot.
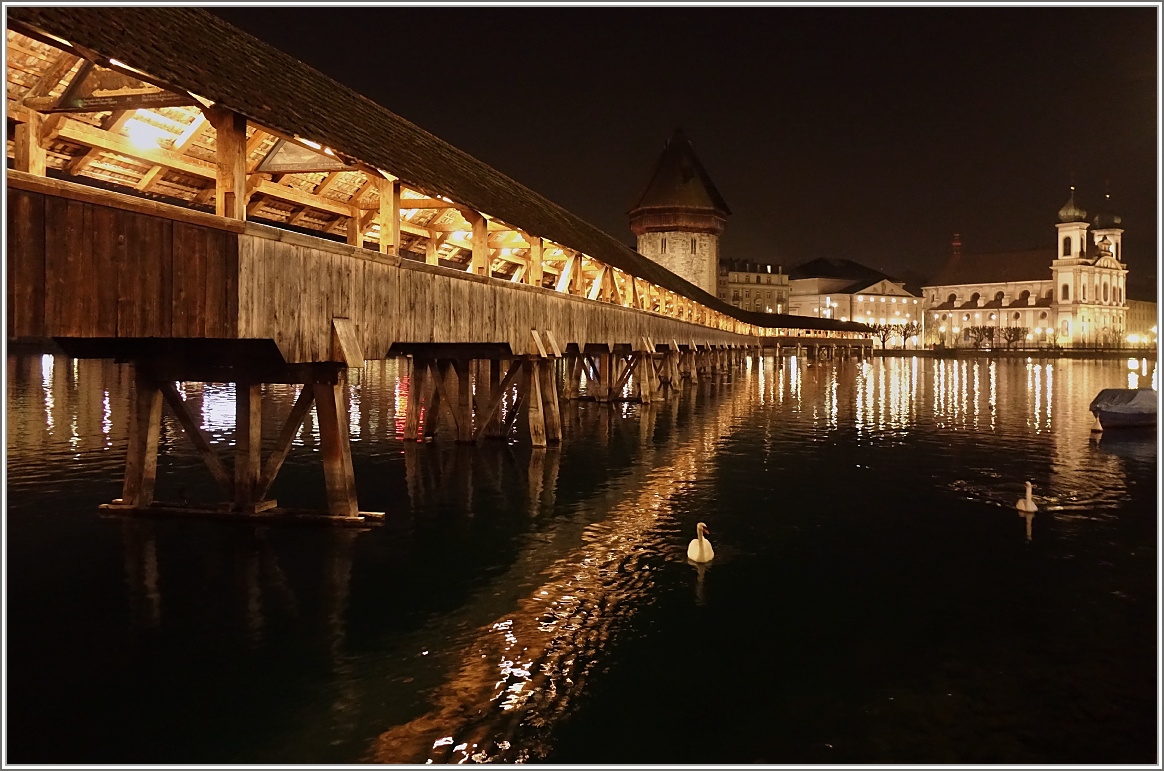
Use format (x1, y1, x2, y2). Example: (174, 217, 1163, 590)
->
(687, 522, 714, 563)
(1016, 481, 1038, 514)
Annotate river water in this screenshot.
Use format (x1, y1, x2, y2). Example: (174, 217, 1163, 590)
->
(5, 353, 1158, 764)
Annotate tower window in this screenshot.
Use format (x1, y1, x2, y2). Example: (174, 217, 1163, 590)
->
(1061, 283, 1070, 301)
(1082, 284, 1086, 301)
(1103, 283, 1109, 302)
(691, 237, 697, 253)
(660, 237, 667, 254)
(1062, 236, 1072, 256)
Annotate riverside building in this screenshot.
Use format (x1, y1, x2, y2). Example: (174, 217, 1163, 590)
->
(922, 189, 1130, 348)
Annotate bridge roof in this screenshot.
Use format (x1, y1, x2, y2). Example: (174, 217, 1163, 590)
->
(8, 7, 866, 335)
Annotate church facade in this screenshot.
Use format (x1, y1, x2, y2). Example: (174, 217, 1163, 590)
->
(922, 190, 1129, 348)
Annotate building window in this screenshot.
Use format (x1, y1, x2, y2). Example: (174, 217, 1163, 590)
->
(947, 293, 957, 304)
(995, 291, 1005, 303)
(1061, 283, 1070, 301)
(745, 290, 750, 299)
(691, 237, 697, 253)
(1013, 312, 1020, 321)
(1103, 283, 1109, 302)
(766, 291, 772, 299)
(1082, 284, 1087, 301)
(661, 237, 667, 254)
(1062, 236, 1071, 256)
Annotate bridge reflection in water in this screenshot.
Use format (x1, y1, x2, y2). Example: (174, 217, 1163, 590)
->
(5, 352, 1156, 763)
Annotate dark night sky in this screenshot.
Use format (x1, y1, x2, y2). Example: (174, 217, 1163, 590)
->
(211, 7, 1158, 298)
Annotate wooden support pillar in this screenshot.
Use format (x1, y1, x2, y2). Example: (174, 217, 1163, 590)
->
(314, 381, 359, 519)
(562, 355, 581, 400)
(422, 361, 442, 439)
(377, 177, 401, 255)
(470, 212, 490, 277)
(483, 359, 505, 438)
(522, 359, 547, 447)
(404, 356, 426, 441)
(121, 371, 163, 508)
(539, 358, 563, 443)
(425, 237, 439, 265)
(207, 108, 248, 220)
(527, 235, 543, 286)
(595, 352, 612, 403)
(234, 382, 262, 510)
(14, 110, 46, 176)
(453, 358, 474, 443)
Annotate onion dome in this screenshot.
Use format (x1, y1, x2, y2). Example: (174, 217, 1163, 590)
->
(1092, 192, 1123, 229)
(1057, 187, 1088, 223)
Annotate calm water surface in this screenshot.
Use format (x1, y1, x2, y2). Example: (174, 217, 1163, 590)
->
(5, 353, 1158, 764)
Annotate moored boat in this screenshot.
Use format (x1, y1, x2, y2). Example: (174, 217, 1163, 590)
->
(1088, 388, 1158, 430)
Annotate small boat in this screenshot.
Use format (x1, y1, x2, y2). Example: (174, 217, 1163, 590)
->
(1088, 388, 1158, 430)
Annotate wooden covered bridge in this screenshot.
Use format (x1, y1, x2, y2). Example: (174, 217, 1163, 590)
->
(5, 8, 872, 523)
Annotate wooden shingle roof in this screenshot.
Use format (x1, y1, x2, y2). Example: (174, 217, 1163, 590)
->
(7, 7, 867, 334)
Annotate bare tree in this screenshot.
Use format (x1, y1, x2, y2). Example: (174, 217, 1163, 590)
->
(869, 323, 896, 349)
(896, 321, 921, 347)
(1001, 326, 1028, 349)
(968, 326, 994, 349)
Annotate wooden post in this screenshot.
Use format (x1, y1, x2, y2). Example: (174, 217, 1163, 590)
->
(483, 359, 504, 438)
(121, 371, 163, 508)
(234, 383, 262, 510)
(595, 352, 611, 403)
(522, 359, 547, 447)
(208, 108, 247, 220)
(422, 361, 442, 439)
(404, 356, 425, 441)
(453, 358, 474, 443)
(539, 358, 562, 443)
(425, 237, 439, 265)
(14, 111, 46, 176)
(527, 235, 543, 286)
(377, 177, 400, 255)
(314, 381, 359, 518)
(470, 212, 490, 277)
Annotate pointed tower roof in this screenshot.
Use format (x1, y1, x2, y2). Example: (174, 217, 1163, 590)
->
(628, 129, 731, 216)
(628, 130, 730, 238)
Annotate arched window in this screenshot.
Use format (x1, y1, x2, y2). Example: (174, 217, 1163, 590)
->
(1062, 236, 1072, 256)
(1061, 284, 1070, 301)
(969, 292, 981, 305)
(1103, 283, 1109, 302)
(1013, 312, 1021, 321)
(947, 293, 957, 304)
(995, 291, 1005, 303)
(1082, 284, 1087, 301)
(1095, 283, 1100, 302)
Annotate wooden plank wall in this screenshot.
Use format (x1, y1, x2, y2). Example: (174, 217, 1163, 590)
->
(237, 225, 756, 363)
(6, 187, 238, 341)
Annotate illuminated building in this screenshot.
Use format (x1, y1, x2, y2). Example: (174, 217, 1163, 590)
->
(923, 189, 1130, 348)
(717, 259, 790, 313)
(786, 258, 923, 347)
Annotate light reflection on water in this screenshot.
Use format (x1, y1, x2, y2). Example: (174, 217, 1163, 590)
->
(4, 352, 1158, 764)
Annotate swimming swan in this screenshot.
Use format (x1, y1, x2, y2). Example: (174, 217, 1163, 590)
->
(687, 522, 714, 563)
(1016, 481, 1038, 514)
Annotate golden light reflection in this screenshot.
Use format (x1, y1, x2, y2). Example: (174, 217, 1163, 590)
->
(42, 353, 54, 431)
(370, 387, 750, 763)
